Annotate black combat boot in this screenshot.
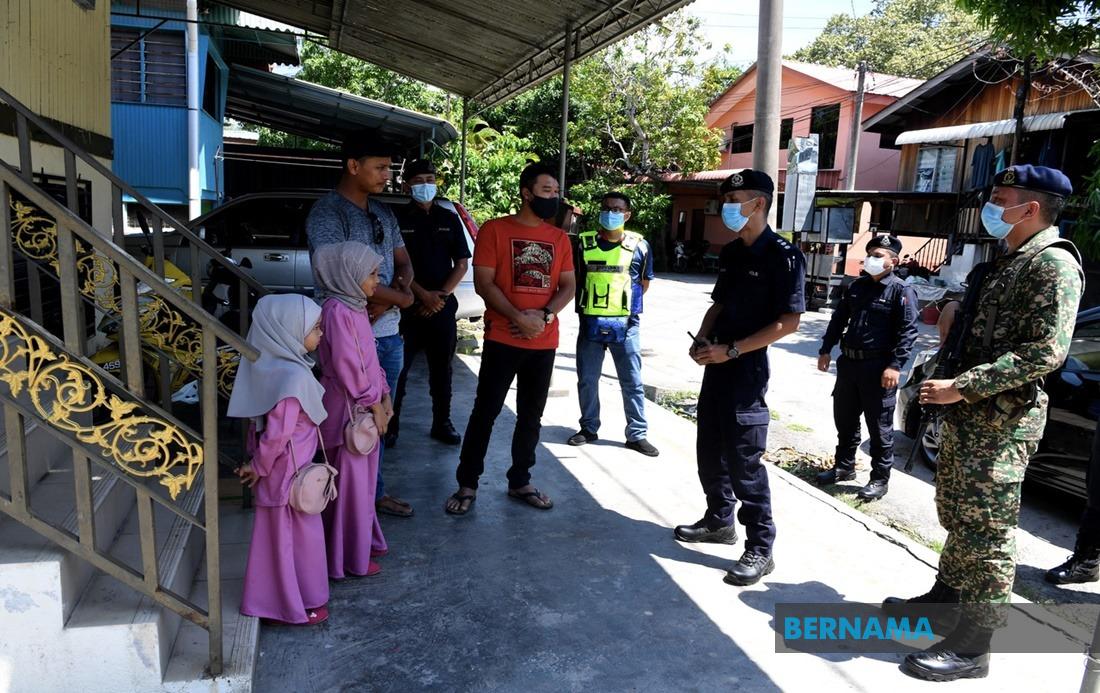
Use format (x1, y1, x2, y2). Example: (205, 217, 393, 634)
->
(1046, 544, 1100, 584)
(815, 467, 856, 486)
(903, 619, 993, 682)
(882, 577, 961, 633)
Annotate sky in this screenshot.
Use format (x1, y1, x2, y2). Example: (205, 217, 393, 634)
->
(686, 0, 876, 66)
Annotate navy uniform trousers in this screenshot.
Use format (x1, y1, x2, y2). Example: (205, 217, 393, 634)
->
(832, 355, 896, 481)
(696, 358, 775, 555)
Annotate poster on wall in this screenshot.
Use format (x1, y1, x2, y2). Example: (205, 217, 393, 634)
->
(781, 134, 819, 233)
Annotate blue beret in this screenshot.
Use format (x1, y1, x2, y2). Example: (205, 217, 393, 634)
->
(866, 234, 903, 255)
(993, 164, 1072, 198)
(719, 169, 774, 196)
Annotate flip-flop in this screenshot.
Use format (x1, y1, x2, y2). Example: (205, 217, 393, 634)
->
(376, 496, 414, 518)
(445, 492, 477, 516)
(507, 488, 553, 510)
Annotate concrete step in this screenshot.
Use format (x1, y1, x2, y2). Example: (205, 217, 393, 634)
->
(0, 451, 133, 638)
(57, 481, 206, 691)
(0, 416, 70, 497)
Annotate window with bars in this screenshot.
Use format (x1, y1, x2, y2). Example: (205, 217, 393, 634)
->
(779, 118, 794, 149)
(729, 124, 753, 154)
(111, 27, 186, 106)
(914, 146, 958, 193)
(810, 103, 841, 169)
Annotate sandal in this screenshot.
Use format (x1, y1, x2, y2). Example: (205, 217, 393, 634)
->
(507, 487, 553, 510)
(445, 492, 477, 516)
(376, 495, 414, 518)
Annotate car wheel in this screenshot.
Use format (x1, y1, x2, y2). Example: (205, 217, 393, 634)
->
(919, 417, 941, 470)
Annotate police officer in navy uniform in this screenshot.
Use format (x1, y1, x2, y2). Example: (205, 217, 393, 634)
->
(674, 170, 806, 586)
(815, 235, 918, 501)
(389, 159, 471, 447)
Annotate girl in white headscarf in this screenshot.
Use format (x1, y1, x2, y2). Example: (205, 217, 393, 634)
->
(312, 241, 394, 579)
(229, 293, 331, 626)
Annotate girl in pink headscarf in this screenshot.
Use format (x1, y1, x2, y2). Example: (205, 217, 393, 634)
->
(229, 293, 330, 625)
(313, 241, 392, 579)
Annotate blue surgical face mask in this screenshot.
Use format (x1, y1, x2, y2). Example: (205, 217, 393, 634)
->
(599, 210, 626, 231)
(721, 199, 757, 233)
(980, 201, 1027, 239)
(410, 183, 437, 204)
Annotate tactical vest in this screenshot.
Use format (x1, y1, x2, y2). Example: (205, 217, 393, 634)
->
(579, 230, 641, 317)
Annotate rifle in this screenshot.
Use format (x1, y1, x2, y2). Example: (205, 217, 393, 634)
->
(903, 262, 994, 473)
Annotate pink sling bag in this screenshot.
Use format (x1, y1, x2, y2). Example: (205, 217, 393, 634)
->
(288, 429, 338, 515)
(343, 324, 380, 455)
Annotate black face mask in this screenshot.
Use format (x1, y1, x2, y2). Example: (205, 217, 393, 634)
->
(528, 194, 560, 220)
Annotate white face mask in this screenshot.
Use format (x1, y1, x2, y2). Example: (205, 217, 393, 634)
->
(863, 255, 889, 276)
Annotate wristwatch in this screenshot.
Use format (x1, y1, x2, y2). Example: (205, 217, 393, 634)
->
(726, 343, 741, 360)
(543, 307, 555, 324)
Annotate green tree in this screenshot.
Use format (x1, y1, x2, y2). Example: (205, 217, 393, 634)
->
(959, 0, 1100, 60)
(791, 0, 987, 78)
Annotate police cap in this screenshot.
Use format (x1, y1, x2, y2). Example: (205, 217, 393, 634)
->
(403, 158, 437, 179)
(866, 234, 903, 256)
(993, 164, 1072, 198)
(719, 169, 774, 196)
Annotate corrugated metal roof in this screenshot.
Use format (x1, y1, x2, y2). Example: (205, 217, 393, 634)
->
(782, 61, 923, 98)
(894, 109, 1099, 145)
(213, 0, 696, 106)
(226, 64, 458, 150)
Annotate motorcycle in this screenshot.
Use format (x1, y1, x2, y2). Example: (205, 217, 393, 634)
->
(673, 239, 710, 273)
(201, 255, 259, 333)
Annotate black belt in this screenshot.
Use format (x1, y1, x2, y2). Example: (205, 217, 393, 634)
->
(841, 347, 891, 360)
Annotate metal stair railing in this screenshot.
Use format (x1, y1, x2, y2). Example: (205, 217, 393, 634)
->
(0, 161, 259, 678)
(0, 85, 267, 410)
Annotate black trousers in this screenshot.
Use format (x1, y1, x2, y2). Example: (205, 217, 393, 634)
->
(696, 359, 775, 555)
(1078, 419, 1100, 547)
(457, 340, 555, 490)
(832, 355, 896, 481)
(393, 299, 458, 428)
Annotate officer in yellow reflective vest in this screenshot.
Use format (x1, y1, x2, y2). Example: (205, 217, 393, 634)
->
(568, 192, 658, 456)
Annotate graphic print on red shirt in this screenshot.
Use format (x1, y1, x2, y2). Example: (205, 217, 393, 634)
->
(511, 239, 555, 292)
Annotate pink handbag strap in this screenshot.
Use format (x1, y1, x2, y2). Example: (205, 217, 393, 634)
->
(287, 426, 330, 467)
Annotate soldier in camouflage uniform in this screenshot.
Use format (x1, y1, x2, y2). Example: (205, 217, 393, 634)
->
(885, 165, 1083, 682)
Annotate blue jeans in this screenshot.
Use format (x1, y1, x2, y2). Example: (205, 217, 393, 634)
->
(375, 334, 404, 498)
(576, 323, 647, 442)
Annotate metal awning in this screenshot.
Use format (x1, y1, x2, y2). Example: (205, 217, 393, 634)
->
(226, 65, 458, 151)
(212, 0, 695, 107)
(894, 110, 1099, 145)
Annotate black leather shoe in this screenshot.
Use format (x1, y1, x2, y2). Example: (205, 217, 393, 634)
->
(723, 551, 775, 586)
(568, 430, 598, 446)
(625, 439, 659, 457)
(1046, 546, 1100, 584)
(856, 479, 888, 501)
(673, 519, 738, 544)
(430, 420, 462, 445)
(815, 468, 856, 486)
(903, 622, 993, 682)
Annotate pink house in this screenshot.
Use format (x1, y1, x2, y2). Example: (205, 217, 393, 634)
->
(667, 62, 922, 251)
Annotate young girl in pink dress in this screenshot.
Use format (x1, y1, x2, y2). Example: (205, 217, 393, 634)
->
(229, 293, 330, 625)
(312, 241, 393, 579)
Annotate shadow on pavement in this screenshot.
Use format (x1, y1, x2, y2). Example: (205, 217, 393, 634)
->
(254, 357, 781, 692)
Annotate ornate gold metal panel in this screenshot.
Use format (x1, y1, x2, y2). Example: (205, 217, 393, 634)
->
(0, 309, 203, 499)
(9, 197, 240, 398)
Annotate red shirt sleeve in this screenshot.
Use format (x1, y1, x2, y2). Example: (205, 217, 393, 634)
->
(558, 231, 574, 273)
(472, 219, 498, 268)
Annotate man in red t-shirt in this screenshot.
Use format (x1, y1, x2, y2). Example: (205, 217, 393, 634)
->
(445, 164, 576, 515)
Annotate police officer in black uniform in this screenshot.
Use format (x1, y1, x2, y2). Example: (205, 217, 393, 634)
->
(815, 235, 918, 501)
(389, 159, 471, 446)
(674, 170, 806, 587)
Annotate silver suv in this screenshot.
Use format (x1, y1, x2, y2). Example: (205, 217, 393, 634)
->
(170, 191, 484, 320)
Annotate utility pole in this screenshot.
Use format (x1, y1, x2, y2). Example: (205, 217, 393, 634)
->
(559, 22, 574, 196)
(752, 0, 783, 228)
(843, 61, 867, 191)
(459, 97, 468, 206)
(1011, 54, 1034, 165)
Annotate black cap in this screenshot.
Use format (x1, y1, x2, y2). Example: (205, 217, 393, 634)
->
(402, 159, 437, 179)
(866, 234, 903, 256)
(993, 164, 1072, 198)
(719, 169, 774, 196)
(340, 129, 396, 162)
